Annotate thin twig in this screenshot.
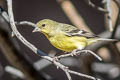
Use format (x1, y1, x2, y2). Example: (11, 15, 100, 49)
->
(15, 21, 37, 27)
(85, 0, 108, 13)
(7, 0, 99, 80)
(12, 21, 37, 37)
(68, 70, 100, 80)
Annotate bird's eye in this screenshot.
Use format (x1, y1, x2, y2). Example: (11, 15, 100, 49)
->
(42, 24, 46, 27)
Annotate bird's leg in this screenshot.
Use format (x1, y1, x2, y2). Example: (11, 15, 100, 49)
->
(70, 49, 82, 56)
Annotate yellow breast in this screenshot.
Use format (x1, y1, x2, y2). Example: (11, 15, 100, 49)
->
(49, 34, 87, 52)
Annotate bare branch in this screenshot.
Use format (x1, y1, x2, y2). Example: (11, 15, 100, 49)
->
(15, 21, 37, 27)
(68, 70, 100, 80)
(85, 0, 108, 13)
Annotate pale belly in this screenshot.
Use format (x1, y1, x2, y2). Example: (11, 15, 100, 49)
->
(49, 35, 87, 52)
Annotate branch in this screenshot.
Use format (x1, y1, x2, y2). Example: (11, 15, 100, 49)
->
(15, 21, 37, 27)
(85, 0, 108, 13)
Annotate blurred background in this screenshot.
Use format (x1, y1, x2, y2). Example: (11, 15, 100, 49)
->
(0, 0, 120, 80)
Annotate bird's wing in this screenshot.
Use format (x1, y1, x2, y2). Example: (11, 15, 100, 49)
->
(61, 23, 98, 38)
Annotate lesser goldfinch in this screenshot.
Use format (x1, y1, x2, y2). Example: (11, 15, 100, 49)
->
(32, 19, 117, 52)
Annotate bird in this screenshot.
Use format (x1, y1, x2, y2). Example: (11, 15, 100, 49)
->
(32, 19, 117, 53)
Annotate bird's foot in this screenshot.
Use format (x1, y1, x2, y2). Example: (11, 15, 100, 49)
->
(71, 49, 81, 56)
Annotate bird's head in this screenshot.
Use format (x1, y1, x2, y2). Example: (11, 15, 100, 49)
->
(32, 19, 58, 36)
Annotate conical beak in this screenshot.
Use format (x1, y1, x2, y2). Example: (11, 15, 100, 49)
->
(32, 27, 41, 32)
